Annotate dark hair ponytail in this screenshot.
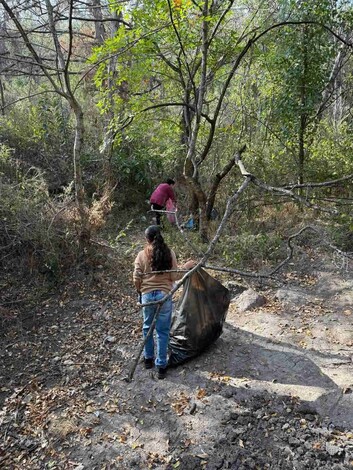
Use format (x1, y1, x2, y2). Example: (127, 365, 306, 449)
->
(145, 226, 172, 271)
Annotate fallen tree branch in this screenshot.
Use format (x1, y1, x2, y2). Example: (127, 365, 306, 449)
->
(202, 264, 279, 282)
(253, 179, 339, 215)
(234, 152, 350, 216)
(283, 173, 353, 190)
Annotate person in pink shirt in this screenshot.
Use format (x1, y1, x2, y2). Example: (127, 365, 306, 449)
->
(150, 178, 176, 225)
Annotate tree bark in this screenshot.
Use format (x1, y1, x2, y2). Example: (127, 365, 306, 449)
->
(89, 0, 106, 45)
(0, 77, 5, 115)
(298, 25, 308, 189)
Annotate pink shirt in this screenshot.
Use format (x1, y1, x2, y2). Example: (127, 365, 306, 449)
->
(150, 183, 175, 206)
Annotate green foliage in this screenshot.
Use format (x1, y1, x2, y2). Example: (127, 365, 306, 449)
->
(90, 0, 249, 184)
(309, 120, 353, 179)
(218, 231, 284, 270)
(90, 0, 353, 207)
(258, 25, 334, 140)
(35, 97, 72, 151)
(0, 95, 72, 154)
(232, 0, 350, 187)
(2, 0, 353, 273)
(0, 142, 11, 162)
(114, 219, 134, 243)
(113, 145, 157, 186)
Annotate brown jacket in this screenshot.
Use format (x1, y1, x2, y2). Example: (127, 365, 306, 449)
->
(133, 248, 183, 294)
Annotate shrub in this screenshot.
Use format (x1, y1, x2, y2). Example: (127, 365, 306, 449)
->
(0, 146, 79, 278)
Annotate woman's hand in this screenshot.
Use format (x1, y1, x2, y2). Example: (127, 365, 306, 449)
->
(134, 279, 142, 292)
(182, 259, 198, 270)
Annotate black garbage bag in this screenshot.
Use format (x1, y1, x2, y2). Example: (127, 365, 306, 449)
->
(168, 268, 231, 366)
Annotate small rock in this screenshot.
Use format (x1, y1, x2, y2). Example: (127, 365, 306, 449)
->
(275, 287, 313, 306)
(304, 441, 313, 451)
(234, 426, 247, 435)
(104, 335, 116, 343)
(218, 434, 227, 445)
(221, 387, 235, 398)
(220, 414, 231, 425)
(326, 442, 344, 456)
(226, 282, 246, 296)
(289, 437, 300, 447)
(296, 403, 317, 415)
(189, 403, 197, 415)
(233, 288, 266, 312)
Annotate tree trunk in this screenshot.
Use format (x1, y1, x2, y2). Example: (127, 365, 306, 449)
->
(298, 119, 305, 187)
(71, 98, 90, 249)
(198, 202, 209, 243)
(184, 173, 209, 241)
(101, 11, 122, 188)
(89, 0, 106, 45)
(182, 0, 209, 239)
(298, 25, 308, 191)
(0, 77, 5, 115)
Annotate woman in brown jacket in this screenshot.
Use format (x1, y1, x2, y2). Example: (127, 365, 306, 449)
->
(133, 225, 194, 379)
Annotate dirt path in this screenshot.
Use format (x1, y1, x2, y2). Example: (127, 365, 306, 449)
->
(228, 265, 353, 430)
(1, 252, 353, 469)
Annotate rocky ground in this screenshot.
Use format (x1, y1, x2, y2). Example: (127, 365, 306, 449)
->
(1, 243, 353, 469)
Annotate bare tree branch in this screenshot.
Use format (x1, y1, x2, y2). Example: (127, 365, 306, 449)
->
(271, 225, 353, 275)
(284, 173, 353, 190)
(203, 264, 278, 282)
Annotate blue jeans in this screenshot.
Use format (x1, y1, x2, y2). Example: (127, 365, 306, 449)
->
(142, 290, 172, 368)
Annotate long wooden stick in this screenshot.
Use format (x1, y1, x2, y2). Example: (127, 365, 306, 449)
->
(123, 303, 162, 383)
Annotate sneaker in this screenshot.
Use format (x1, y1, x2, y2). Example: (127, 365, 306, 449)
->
(144, 358, 154, 369)
(157, 367, 167, 380)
